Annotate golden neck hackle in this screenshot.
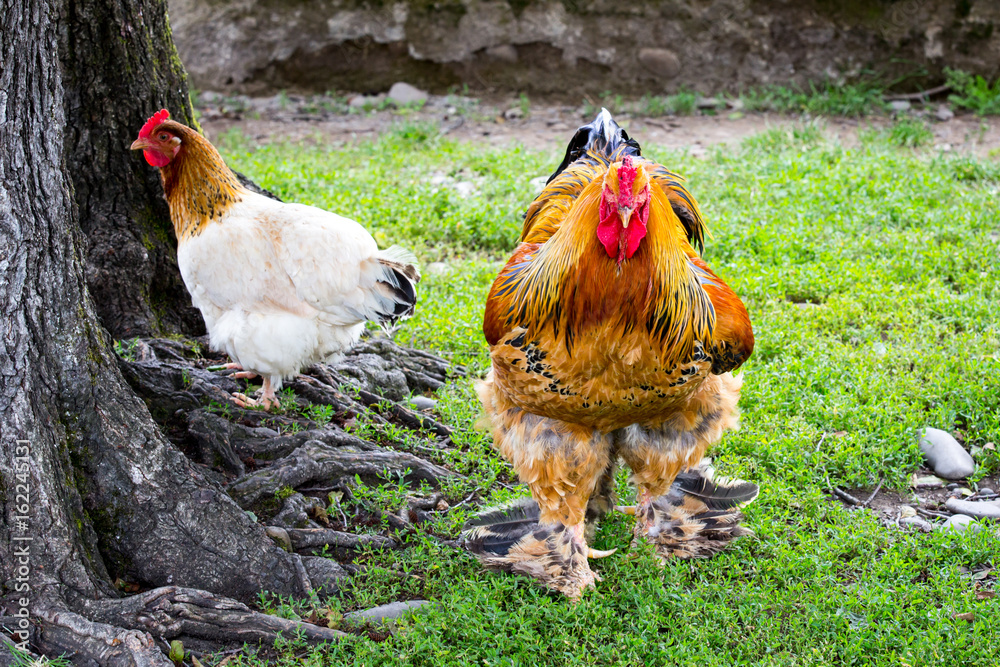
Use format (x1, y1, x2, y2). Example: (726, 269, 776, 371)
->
(158, 123, 244, 242)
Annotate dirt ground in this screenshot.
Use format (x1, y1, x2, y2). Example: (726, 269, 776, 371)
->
(199, 97, 1000, 157)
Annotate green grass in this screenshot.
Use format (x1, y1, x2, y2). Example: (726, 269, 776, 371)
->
(218, 123, 1000, 666)
(946, 69, 1000, 116)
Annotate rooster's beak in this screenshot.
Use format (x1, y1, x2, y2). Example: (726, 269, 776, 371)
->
(618, 206, 634, 229)
(130, 138, 149, 151)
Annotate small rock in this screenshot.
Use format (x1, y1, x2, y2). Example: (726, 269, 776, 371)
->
(939, 514, 981, 533)
(978, 487, 995, 496)
(900, 516, 933, 532)
(728, 98, 745, 111)
(944, 498, 1000, 520)
(435, 498, 450, 511)
(344, 600, 431, 625)
(529, 175, 549, 193)
(453, 181, 477, 198)
(265, 526, 292, 551)
(199, 91, 223, 105)
(947, 483, 959, 490)
(695, 96, 723, 109)
(637, 48, 681, 79)
(409, 396, 437, 411)
(348, 94, 385, 108)
(935, 104, 954, 121)
(918, 427, 976, 479)
(425, 262, 448, 276)
(387, 82, 428, 106)
(503, 107, 524, 120)
(899, 506, 917, 518)
(911, 474, 945, 489)
(485, 44, 518, 63)
(889, 100, 911, 112)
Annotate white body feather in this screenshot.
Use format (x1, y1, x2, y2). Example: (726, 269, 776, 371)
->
(177, 189, 413, 390)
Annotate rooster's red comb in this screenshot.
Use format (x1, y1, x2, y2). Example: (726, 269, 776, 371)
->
(618, 155, 639, 203)
(138, 109, 170, 139)
(618, 154, 638, 194)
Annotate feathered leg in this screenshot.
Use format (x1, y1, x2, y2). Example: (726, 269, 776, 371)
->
(617, 372, 757, 560)
(463, 374, 614, 599)
(584, 456, 619, 543)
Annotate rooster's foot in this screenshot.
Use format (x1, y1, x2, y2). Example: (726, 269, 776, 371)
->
(461, 506, 612, 600)
(627, 477, 758, 561)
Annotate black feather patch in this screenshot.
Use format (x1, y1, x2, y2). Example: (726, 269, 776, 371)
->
(460, 497, 541, 557)
(672, 470, 760, 511)
(462, 496, 540, 529)
(546, 108, 642, 184)
(375, 264, 418, 326)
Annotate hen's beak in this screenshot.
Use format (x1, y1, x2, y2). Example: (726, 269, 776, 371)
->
(130, 138, 149, 151)
(618, 206, 634, 229)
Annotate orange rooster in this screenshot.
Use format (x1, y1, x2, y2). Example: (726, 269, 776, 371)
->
(461, 110, 758, 598)
(130, 109, 419, 409)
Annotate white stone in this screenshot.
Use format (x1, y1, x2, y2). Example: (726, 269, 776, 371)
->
(944, 498, 1000, 520)
(889, 100, 911, 112)
(425, 262, 448, 275)
(939, 514, 981, 533)
(900, 516, 933, 531)
(935, 105, 954, 122)
(529, 175, 549, 193)
(387, 82, 428, 106)
(345, 600, 431, 624)
(409, 396, 437, 411)
(918, 427, 976, 479)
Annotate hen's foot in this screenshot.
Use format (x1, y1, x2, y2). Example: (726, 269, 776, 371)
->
(461, 501, 612, 600)
(230, 392, 279, 411)
(230, 378, 279, 411)
(208, 362, 259, 380)
(623, 471, 759, 562)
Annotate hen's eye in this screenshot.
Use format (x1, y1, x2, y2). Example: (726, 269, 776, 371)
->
(158, 133, 169, 141)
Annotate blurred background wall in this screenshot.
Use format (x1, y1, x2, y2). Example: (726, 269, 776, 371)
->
(167, 0, 1000, 96)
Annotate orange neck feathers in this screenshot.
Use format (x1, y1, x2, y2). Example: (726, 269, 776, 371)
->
(156, 121, 244, 241)
(489, 175, 714, 363)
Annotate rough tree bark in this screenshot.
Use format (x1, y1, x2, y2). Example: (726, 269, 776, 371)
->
(63, 0, 203, 338)
(0, 1, 462, 664)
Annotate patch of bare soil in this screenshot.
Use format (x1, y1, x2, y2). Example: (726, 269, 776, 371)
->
(198, 95, 1000, 158)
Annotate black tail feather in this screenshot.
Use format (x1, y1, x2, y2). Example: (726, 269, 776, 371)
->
(546, 108, 642, 184)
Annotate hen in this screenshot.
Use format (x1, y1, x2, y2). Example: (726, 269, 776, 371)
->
(131, 109, 419, 409)
(462, 110, 758, 598)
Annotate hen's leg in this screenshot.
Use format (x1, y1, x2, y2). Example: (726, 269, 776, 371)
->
(617, 372, 756, 560)
(462, 376, 614, 599)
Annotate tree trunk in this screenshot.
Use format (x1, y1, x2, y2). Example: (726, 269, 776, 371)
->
(0, 1, 462, 663)
(62, 0, 203, 338)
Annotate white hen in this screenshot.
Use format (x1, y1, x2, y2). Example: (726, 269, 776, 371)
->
(131, 109, 419, 409)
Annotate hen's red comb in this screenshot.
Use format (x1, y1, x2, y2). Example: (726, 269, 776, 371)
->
(138, 109, 170, 139)
(618, 155, 638, 197)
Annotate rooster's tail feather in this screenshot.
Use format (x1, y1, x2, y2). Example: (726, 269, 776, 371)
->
(546, 107, 642, 184)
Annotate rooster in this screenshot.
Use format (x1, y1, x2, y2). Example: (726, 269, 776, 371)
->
(461, 110, 758, 599)
(131, 109, 419, 409)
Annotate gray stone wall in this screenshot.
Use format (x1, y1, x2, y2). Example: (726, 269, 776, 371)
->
(167, 0, 1000, 96)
